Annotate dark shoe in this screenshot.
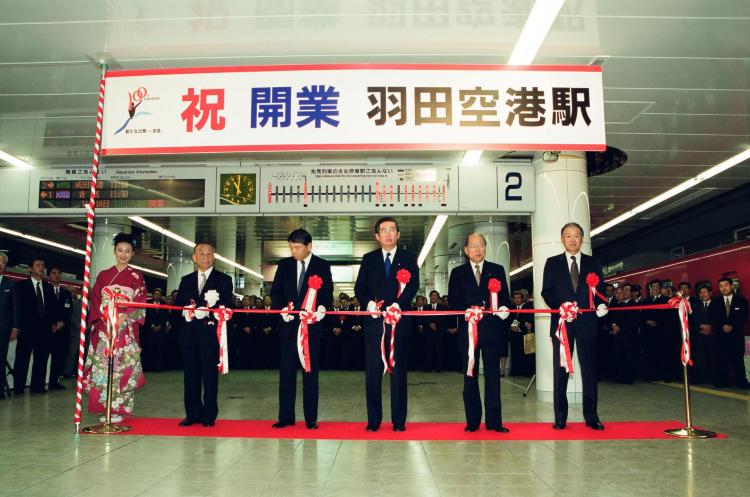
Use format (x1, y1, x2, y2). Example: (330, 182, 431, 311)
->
(306, 422, 319, 430)
(202, 420, 215, 427)
(49, 383, 66, 390)
(392, 425, 405, 432)
(272, 422, 295, 429)
(586, 421, 605, 430)
(178, 418, 199, 427)
(464, 425, 478, 432)
(365, 424, 379, 432)
(488, 426, 510, 433)
(552, 422, 566, 430)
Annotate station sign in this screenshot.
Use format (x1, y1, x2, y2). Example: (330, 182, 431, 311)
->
(101, 64, 605, 156)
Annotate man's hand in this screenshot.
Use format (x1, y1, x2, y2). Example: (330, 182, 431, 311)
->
(699, 324, 712, 335)
(352, 325, 362, 332)
(524, 321, 533, 332)
(723, 324, 733, 334)
(646, 320, 657, 327)
(429, 322, 437, 331)
(262, 327, 272, 335)
(611, 323, 621, 335)
(333, 327, 343, 336)
(243, 326, 252, 334)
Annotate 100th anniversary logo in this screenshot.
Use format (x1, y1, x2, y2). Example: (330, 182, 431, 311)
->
(114, 86, 160, 135)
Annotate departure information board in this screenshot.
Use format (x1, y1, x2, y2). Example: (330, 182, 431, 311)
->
(38, 179, 206, 209)
(29, 166, 216, 214)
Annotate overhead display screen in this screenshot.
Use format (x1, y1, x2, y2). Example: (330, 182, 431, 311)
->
(38, 179, 206, 209)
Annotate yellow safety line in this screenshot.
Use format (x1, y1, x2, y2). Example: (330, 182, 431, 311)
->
(654, 382, 750, 401)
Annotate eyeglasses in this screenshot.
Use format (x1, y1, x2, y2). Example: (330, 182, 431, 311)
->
(379, 227, 397, 233)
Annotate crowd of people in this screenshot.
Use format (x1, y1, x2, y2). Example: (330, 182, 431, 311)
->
(598, 278, 749, 389)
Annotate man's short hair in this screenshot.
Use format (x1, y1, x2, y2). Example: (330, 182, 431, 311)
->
(678, 281, 691, 289)
(718, 277, 733, 287)
(287, 228, 312, 245)
(649, 279, 661, 287)
(374, 216, 399, 234)
(47, 265, 63, 275)
(512, 290, 523, 298)
(464, 232, 487, 247)
(0, 252, 8, 264)
(560, 222, 584, 237)
(194, 240, 216, 252)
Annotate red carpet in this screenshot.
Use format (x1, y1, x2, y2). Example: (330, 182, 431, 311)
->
(92, 418, 726, 441)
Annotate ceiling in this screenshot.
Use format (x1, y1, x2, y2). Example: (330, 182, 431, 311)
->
(0, 0, 749, 277)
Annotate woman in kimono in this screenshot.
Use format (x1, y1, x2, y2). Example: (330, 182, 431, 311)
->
(83, 232, 147, 422)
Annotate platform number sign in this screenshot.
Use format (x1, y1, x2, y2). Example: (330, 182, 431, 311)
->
(498, 165, 534, 212)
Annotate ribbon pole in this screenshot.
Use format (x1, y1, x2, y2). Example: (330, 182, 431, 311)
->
(664, 297, 716, 438)
(73, 62, 107, 437)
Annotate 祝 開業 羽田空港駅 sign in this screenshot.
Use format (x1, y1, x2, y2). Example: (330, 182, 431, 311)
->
(100, 64, 605, 156)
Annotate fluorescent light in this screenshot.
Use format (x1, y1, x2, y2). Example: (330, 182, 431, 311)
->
(591, 148, 750, 236)
(129, 216, 264, 280)
(510, 148, 750, 275)
(0, 150, 33, 170)
(417, 215, 449, 268)
(0, 225, 167, 277)
(507, 0, 566, 65)
(510, 261, 533, 276)
(461, 150, 483, 166)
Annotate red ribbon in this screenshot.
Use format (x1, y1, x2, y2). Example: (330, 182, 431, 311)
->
(556, 302, 579, 373)
(381, 305, 402, 374)
(101, 287, 130, 358)
(212, 307, 233, 374)
(670, 296, 693, 367)
(296, 274, 321, 373)
(396, 268, 411, 299)
(487, 278, 501, 312)
(464, 306, 484, 377)
(585, 273, 607, 309)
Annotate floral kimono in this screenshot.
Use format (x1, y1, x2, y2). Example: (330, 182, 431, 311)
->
(83, 265, 147, 415)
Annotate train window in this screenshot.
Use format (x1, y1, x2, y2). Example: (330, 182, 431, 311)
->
(661, 279, 672, 288)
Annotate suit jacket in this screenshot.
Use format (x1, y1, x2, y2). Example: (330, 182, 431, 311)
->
(270, 254, 334, 315)
(13, 277, 56, 336)
(690, 299, 713, 332)
(354, 248, 419, 310)
(711, 294, 749, 339)
(424, 303, 447, 332)
(50, 286, 73, 328)
(0, 275, 15, 331)
(175, 268, 234, 344)
(541, 253, 605, 340)
(510, 301, 534, 334)
(448, 260, 512, 345)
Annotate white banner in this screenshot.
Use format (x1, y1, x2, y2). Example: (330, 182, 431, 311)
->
(101, 64, 605, 155)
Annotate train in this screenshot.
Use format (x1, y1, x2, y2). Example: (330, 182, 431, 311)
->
(604, 238, 750, 336)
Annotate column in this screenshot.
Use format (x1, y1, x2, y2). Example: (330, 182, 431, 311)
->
(90, 218, 123, 283)
(531, 152, 591, 403)
(216, 217, 237, 291)
(474, 220, 510, 289)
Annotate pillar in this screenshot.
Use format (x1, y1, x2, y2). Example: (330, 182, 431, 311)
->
(531, 152, 591, 404)
(90, 218, 124, 283)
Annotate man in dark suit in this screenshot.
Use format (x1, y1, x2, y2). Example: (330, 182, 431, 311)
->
(640, 279, 670, 381)
(354, 217, 419, 432)
(12, 259, 56, 394)
(270, 228, 333, 430)
(508, 290, 534, 376)
(144, 288, 170, 372)
(711, 277, 749, 388)
(448, 233, 512, 433)
(0, 253, 17, 398)
(47, 266, 72, 390)
(422, 290, 447, 372)
(541, 222, 607, 430)
(609, 284, 638, 384)
(689, 285, 714, 384)
(174, 242, 234, 427)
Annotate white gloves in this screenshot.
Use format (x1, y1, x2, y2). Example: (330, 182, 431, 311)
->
(596, 303, 609, 317)
(314, 305, 326, 321)
(281, 302, 295, 323)
(493, 305, 510, 320)
(385, 302, 400, 313)
(367, 300, 380, 318)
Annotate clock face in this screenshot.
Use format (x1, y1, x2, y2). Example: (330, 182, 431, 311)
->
(220, 173, 256, 205)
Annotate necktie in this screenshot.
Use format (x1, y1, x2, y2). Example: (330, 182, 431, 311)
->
(298, 260, 306, 294)
(570, 256, 579, 292)
(474, 264, 481, 286)
(384, 252, 392, 277)
(35, 281, 44, 317)
(725, 298, 731, 317)
(198, 272, 207, 294)
(55, 287, 59, 299)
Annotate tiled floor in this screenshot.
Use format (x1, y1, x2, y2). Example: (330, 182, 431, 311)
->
(1, 370, 748, 497)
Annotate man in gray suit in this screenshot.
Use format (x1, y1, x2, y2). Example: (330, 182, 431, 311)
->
(0, 253, 18, 398)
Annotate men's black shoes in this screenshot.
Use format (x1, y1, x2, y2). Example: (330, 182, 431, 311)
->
(586, 421, 605, 430)
(552, 422, 566, 430)
(392, 425, 406, 432)
(203, 420, 215, 427)
(272, 422, 295, 429)
(488, 426, 510, 433)
(306, 423, 319, 430)
(365, 424, 379, 432)
(178, 418, 199, 427)
(464, 425, 478, 432)
(49, 383, 66, 390)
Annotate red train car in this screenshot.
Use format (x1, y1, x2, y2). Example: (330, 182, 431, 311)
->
(605, 239, 750, 336)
